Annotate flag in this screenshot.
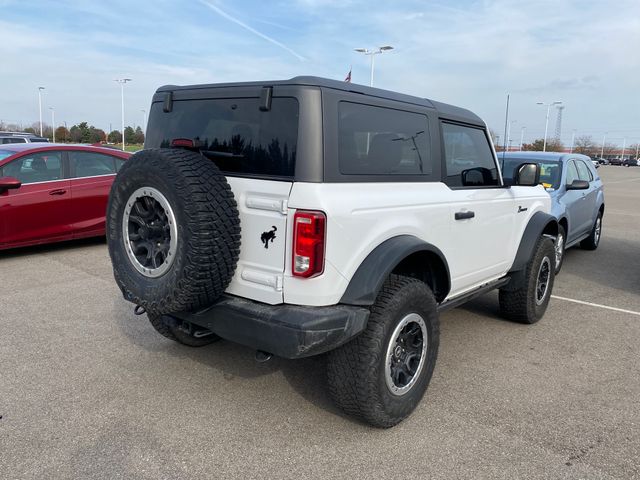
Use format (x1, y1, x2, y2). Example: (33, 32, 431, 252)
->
(344, 67, 352, 83)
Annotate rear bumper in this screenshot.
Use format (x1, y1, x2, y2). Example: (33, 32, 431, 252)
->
(169, 295, 370, 359)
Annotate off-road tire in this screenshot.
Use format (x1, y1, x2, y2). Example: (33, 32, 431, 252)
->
(327, 275, 440, 428)
(107, 148, 241, 314)
(554, 224, 566, 274)
(580, 211, 603, 250)
(499, 237, 555, 324)
(148, 313, 220, 347)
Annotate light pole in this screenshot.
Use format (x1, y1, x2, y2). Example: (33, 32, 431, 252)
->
(506, 120, 517, 152)
(38, 87, 45, 137)
(519, 126, 526, 151)
(354, 46, 394, 87)
(49, 107, 55, 142)
(536, 100, 562, 152)
(600, 132, 607, 159)
(141, 109, 146, 132)
(621, 137, 626, 160)
(114, 78, 132, 151)
(570, 129, 576, 153)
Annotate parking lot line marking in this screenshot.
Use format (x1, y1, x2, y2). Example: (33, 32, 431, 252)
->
(551, 295, 640, 317)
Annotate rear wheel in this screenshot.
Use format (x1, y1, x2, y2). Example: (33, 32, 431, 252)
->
(327, 275, 440, 428)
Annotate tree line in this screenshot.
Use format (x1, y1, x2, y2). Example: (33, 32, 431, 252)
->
(490, 130, 638, 158)
(0, 121, 144, 145)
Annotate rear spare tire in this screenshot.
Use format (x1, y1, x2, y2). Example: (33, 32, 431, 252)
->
(107, 148, 241, 314)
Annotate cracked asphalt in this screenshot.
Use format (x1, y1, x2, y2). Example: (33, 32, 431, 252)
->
(1, 166, 639, 479)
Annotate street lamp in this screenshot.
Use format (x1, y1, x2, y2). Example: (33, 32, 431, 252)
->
(536, 100, 562, 152)
(49, 107, 55, 142)
(38, 87, 45, 137)
(114, 78, 132, 151)
(507, 120, 517, 151)
(569, 129, 576, 153)
(354, 45, 394, 87)
(141, 109, 146, 132)
(519, 126, 526, 151)
(600, 132, 607, 160)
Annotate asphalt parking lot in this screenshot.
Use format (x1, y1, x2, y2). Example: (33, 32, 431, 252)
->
(1, 166, 639, 480)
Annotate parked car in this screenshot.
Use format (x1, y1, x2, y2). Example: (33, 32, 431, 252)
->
(500, 152, 604, 273)
(591, 159, 600, 169)
(596, 157, 609, 165)
(0, 143, 130, 250)
(106, 76, 559, 427)
(609, 157, 624, 166)
(0, 132, 49, 144)
(623, 158, 639, 167)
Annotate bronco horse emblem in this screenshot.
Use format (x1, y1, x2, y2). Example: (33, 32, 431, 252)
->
(261, 226, 277, 249)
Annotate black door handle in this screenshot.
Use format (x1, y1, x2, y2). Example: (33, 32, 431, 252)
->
(455, 211, 475, 220)
(49, 189, 67, 196)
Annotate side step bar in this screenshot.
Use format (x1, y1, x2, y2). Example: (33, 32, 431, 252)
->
(437, 277, 510, 313)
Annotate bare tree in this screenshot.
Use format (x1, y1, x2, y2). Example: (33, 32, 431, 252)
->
(573, 135, 596, 156)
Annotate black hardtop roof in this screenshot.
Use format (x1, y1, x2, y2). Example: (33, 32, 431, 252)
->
(155, 76, 482, 124)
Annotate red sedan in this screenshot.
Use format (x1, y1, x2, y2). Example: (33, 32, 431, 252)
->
(0, 143, 130, 250)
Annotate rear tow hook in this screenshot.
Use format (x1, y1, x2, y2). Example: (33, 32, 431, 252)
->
(133, 305, 146, 316)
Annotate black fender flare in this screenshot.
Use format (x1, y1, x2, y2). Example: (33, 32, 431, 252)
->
(503, 211, 557, 291)
(510, 211, 558, 272)
(340, 235, 450, 306)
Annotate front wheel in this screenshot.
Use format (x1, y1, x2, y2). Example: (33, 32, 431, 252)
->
(499, 237, 555, 324)
(554, 225, 566, 274)
(580, 211, 603, 250)
(327, 275, 440, 428)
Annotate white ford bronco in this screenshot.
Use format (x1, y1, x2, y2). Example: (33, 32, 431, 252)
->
(107, 77, 558, 427)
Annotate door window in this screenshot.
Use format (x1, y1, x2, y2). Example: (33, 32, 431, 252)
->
(0, 151, 63, 184)
(565, 161, 579, 184)
(441, 123, 499, 187)
(69, 151, 118, 178)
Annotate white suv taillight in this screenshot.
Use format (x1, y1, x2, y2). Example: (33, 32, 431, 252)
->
(292, 210, 326, 278)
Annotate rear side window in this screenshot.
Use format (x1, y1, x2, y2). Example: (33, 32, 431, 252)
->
(69, 151, 118, 178)
(441, 123, 499, 187)
(0, 151, 63, 184)
(338, 102, 430, 175)
(574, 159, 593, 181)
(145, 97, 298, 179)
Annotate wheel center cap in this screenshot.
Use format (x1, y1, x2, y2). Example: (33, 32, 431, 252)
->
(393, 345, 403, 358)
(138, 226, 149, 239)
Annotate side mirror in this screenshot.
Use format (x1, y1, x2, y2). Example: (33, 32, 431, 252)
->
(566, 179, 589, 190)
(0, 176, 21, 193)
(514, 163, 540, 186)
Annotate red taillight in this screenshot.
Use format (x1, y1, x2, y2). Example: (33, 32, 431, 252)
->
(292, 210, 326, 278)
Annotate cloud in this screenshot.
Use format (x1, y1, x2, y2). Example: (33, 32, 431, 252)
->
(198, 0, 306, 61)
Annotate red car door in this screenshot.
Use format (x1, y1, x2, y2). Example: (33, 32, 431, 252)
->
(0, 151, 73, 247)
(67, 150, 123, 237)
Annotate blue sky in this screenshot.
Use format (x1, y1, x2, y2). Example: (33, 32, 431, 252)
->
(2, 0, 639, 147)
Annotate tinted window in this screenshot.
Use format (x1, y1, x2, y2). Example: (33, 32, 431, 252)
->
(338, 102, 430, 175)
(28, 138, 49, 143)
(574, 160, 593, 181)
(566, 161, 579, 184)
(145, 97, 298, 179)
(442, 123, 498, 187)
(0, 151, 63, 184)
(115, 158, 125, 172)
(69, 151, 117, 178)
(1, 137, 27, 144)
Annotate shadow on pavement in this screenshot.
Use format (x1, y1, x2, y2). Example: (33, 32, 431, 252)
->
(0, 236, 106, 259)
